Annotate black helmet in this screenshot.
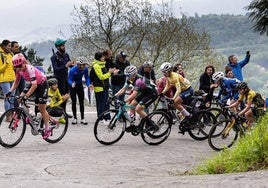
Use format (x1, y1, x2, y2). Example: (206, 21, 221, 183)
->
(48, 78, 58, 86)
(236, 82, 248, 90)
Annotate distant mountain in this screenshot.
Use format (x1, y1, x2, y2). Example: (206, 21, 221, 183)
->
(26, 14, 268, 70)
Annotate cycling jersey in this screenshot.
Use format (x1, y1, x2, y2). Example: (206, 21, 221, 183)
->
(15, 64, 46, 85)
(238, 89, 256, 103)
(162, 72, 191, 100)
(124, 74, 157, 108)
(218, 77, 240, 103)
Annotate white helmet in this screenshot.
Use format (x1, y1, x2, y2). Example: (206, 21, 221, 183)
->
(212, 71, 224, 82)
(160, 62, 173, 72)
(76, 56, 88, 65)
(124, 65, 137, 76)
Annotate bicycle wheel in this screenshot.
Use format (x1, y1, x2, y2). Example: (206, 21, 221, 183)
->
(208, 119, 239, 151)
(188, 111, 216, 141)
(141, 110, 172, 145)
(94, 109, 125, 145)
(0, 108, 26, 148)
(43, 106, 68, 143)
(207, 107, 227, 122)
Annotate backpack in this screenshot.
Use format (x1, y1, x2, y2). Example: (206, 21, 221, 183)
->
(253, 92, 265, 108)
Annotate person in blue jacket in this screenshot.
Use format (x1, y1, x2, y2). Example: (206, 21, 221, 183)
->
(212, 71, 241, 105)
(68, 57, 93, 125)
(226, 51, 250, 81)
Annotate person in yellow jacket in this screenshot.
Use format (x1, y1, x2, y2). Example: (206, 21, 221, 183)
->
(47, 78, 70, 124)
(90, 52, 119, 123)
(0, 40, 15, 122)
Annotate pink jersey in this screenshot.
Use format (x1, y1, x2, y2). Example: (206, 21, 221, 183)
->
(15, 64, 46, 84)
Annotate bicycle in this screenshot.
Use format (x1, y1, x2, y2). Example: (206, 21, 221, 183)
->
(208, 109, 247, 151)
(154, 94, 216, 141)
(0, 95, 68, 148)
(94, 97, 172, 145)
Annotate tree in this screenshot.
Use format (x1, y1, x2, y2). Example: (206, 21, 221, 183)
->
(70, 0, 221, 80)
(20, 46, 45, 66)
(246, 0, 268, 35)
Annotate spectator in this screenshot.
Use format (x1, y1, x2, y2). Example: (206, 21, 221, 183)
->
(50, 38, 74, 118)
(225, 66, 235, 78)
(173, 63, 185, 78)
(0, 39, 15, 122)
(91, 52, 119, 123)
(47, 78, 70, 124)
(103, 49, 114, 69)
(110, 51, 130, 104)
(199, 65, 215, 107)
(68, 57, 93, 125)
(137, 61, 156, 85)
(226, 51, 250, 81)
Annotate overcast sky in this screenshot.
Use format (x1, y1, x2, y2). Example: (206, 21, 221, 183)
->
(0, 0, 252, 45)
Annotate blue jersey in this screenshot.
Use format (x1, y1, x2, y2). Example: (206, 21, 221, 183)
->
(68, 66, 91, 86)
(218, 77, 240, 103)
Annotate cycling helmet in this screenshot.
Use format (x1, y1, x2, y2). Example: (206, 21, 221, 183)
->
(143, 61, 153, 68)
(236, 82, 248, 90)
(12, 53, 26, 67)
(124, 65, 137, 76)
(48, 78, 58, 86)
(54, 38, 67, 47)
(76, 56, 88, 65)
(160, 62, 173, 72)
(212, 71, 224, 82)
(135, 77, 146, 89)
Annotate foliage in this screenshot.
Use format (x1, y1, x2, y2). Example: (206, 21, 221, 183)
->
(70, 0, 220, 73)
(246, 0, 268, 35)
(191, 113, 268, 175)
(20, 46, 45, 66)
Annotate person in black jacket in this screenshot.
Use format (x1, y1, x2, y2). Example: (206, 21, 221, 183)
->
(137, 61, 156, 85)
(199, 65, 215, 108)
(111, 51, 130, 104)
(50, 38, 74, 118)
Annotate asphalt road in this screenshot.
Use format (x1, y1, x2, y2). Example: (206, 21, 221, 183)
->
(0, 101, 267, 188)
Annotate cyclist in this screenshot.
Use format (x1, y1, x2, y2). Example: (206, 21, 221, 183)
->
(212, 71, 240, 106)
(114, 65, 158, 131)
(228, 82, 256, 127)
(159, 62, 194, 124)
(47, 78, 70, 124)
(7, 53, 51, 139)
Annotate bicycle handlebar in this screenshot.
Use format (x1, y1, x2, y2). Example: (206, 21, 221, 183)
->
(6, 95, 30, 108)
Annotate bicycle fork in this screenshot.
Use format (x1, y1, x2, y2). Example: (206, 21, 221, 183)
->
(222, 119, 235, 138)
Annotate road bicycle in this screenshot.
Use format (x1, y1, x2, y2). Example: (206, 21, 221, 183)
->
(94, 97, 172, 146)
(0, 95, 68, 148)
(154, 94, 216, 141)
(208, 109, 248, 151)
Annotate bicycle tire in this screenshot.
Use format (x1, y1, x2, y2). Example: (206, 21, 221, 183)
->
(208, 119, 239, 151)
(206, 107, 227, 122)
(94, 109, 125, 145)
(42, 106, 69, 143)
(187, 110, 216, 141)
(141, 110, 172, 145)
(0, 108, 26, 148)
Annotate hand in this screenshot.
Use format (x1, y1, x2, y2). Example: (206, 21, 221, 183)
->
(5, 91, 12, 98)
(158, 93, 164, 97)
(72, 82, 76, 88)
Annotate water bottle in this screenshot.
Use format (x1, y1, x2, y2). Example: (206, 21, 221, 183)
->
(124, 111, 132, 122)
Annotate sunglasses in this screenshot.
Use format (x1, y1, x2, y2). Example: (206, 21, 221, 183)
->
(15, 64, 23, 69)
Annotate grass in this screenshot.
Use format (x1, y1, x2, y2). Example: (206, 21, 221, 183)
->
(190, 113, 268, 175)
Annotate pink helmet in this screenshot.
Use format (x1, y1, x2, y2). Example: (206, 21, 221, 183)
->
(135, 77, 147, 89)
(12, 53, 26, 67)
